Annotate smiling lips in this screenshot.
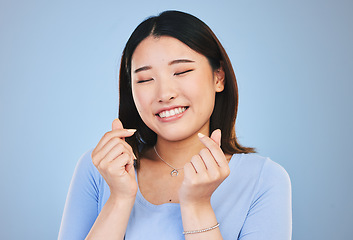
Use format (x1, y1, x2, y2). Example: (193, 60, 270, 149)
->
(157, 107, 188, 119)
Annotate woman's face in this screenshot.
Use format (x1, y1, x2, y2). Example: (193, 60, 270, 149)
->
(131, 36, 224, 142)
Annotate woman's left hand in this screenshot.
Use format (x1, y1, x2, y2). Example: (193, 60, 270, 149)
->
(178, 129, 230, 206)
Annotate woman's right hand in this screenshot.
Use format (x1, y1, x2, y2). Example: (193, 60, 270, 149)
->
(91, 118, 138, 201)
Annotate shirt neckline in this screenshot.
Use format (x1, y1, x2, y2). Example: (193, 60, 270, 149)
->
(134, 153, 242, 209)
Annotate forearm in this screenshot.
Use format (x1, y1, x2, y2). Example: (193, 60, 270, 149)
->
(85, 195, 135, 240)
(180, 202, 222, 240)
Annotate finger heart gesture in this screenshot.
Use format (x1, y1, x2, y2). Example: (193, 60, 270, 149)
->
(91, 119, 138, 200)
(179, 129, 230, 205)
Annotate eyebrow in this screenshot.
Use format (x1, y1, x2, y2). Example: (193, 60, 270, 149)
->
(134, 66, 152, 74)
(133, 59, 195, 74)
(169, 59, 195, 65)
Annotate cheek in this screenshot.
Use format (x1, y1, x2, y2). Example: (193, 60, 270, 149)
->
(189, 73, 217, 98)
(132, 88, 149, 115)
(193, 75, 217, 111)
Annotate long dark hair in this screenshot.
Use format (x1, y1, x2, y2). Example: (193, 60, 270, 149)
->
(119, 10, 254, 165)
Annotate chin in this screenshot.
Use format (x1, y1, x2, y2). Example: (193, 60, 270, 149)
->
(162, 126, 207, 143)
(155, 129, 195, 142)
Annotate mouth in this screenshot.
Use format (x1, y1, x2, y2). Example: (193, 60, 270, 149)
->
(156, 106, 189, 119)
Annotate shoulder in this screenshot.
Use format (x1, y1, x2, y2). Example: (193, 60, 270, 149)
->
(58, 150, 103, 239)
(219, 154, 292, 239)
(72, 149, 103, 187)
(230, 153, 290, 181)
(227, 153, 291, 195)
(231, 153, 291, 198)
(75, 149, 96, 172)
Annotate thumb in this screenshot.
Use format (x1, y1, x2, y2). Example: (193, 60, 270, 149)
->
(112, 118, 124, 131)
(210, 129, 222, 147)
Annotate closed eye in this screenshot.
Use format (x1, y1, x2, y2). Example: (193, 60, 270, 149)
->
(137, 79, 153, 83)
(174, 69, 194, 76)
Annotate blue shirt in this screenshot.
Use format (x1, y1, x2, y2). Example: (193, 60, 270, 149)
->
(59, 150, 292, 239)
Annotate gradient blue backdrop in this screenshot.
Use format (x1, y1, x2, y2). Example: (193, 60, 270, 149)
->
(1, 0, 352, 239)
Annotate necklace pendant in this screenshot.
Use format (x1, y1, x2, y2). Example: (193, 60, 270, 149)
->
(171, 169, 179, 177)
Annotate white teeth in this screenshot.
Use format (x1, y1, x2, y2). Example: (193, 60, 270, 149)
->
(158, 107, 187, 118)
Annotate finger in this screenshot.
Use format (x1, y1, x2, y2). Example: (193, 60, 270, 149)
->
(124, 155, 136, 174)
(98, 137, 135, 157)
(104, 152, 133, 176)
(93, 129, 136, 155)
(112, 118, 123, 131)
(113, 152, 133, 170)
(198, 148, 219, 170)
(102, 143, 131, 165)
(198, 132, 228, 168)
(183, 162, 197, 179)
(92, 137, 136, 166)
(190, 155, 207, 173)
(112, 118, 136, 142)
(125, 158, 134, 173)
(210, 129, 221, 146)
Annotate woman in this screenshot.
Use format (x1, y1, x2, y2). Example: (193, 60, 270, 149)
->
(59, 10, 292, 240)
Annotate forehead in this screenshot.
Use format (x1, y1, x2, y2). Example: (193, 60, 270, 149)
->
(131, 36, 205, 68)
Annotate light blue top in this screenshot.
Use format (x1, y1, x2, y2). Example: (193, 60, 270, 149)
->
(59, 150, 292, 240)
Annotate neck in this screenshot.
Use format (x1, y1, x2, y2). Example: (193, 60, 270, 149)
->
(154, 132, 207, 169)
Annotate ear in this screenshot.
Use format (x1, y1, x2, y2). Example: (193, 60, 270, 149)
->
(214, 66, 225, 92)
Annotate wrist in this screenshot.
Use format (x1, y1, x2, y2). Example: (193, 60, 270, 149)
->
(108, 194, 136, 207)
(180, 200, 213, 218)
(179, 198, 211, 209)
(180, 201, 220, 238)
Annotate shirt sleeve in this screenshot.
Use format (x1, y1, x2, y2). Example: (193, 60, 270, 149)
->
(238, 158, 292, 240)
(58, 150, 101, 240)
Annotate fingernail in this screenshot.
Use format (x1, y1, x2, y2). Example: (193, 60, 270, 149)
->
(127, 129, 137, 133)
(198, 133, 205, 138)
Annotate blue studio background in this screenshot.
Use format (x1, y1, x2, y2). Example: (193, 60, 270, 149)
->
(0, 0, 352, 239)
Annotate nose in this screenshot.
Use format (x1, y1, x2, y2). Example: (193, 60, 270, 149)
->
(157, 78, 178, 103)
